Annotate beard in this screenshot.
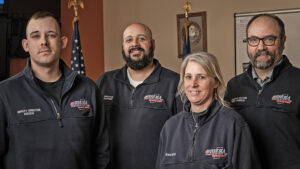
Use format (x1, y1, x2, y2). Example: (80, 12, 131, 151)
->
(122, 43, 154, 70)
(247, 43, 284, 70)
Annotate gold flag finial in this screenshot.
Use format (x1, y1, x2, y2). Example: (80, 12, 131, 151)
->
(183, 0, 191, 21)
(68, 0, 84, 25)
(183, 0, 191, 43)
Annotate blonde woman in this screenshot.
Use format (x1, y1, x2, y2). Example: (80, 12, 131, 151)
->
(156, 52, 261, 169)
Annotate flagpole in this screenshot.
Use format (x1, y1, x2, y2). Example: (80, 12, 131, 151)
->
(69, 0, 86, 75)
(182, 0, 192, 60)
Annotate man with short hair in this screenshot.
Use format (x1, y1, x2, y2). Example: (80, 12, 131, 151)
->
(0, 11, 110, 169)
(225, 14, 300, 169)
(96, 23, 182, 169)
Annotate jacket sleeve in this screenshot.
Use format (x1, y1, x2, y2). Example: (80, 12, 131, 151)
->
(93, 87, 110, 169)
(0, 98, 7, 169)
(232, 124, 261, 169)
(224, 80, 232, 104)
(156, 130, 165, 169)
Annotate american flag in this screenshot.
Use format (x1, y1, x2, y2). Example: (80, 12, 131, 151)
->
(71, 20, 86, 75)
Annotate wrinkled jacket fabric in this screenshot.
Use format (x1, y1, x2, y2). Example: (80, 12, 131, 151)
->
(225, 55, 300, 169)
(96, 59, 182, 169)
(0, 59, 110, 169)
(157, 100, 261, 169)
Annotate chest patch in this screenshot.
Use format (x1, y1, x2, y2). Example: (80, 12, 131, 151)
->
(144, 94, 164, 103)
(272, 94, 292, 104)
(205, 147, 227, 159)
(70, 99, 90, 110)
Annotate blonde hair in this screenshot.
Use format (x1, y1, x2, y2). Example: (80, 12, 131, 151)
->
(177, 52, 227, 107)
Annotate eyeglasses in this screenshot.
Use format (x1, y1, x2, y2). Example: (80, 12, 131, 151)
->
(245, 36, 278, 47)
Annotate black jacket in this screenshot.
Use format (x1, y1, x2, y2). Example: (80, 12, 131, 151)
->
(0, 59, 110, 169)
(225, 55, 300, 169)
(157, 100, 261, 169)
(96, 59, 182, 169)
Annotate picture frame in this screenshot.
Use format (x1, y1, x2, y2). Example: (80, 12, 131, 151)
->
(177, 11, 207, 58)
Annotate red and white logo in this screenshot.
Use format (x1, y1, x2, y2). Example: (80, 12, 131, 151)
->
(144, 94, 164, 103)
(205, 147, 227, 159)
(272, 94, 292, 104)
(70, 99, 90, 110)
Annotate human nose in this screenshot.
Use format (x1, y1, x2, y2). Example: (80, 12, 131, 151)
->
(40, 35, 48, 46)
(256, 39, 266, 50)
(132, 38, 141, 46)
(191, 77, 198, 87)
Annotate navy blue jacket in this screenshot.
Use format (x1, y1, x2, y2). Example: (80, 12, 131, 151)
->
(0, 59, 110, 169)
(96, 59, 182, 169)
(225, 56, 300, 169)
(157, 100, 261, 169)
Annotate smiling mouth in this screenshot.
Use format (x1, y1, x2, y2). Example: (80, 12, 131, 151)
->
(189, 91, 200, 95)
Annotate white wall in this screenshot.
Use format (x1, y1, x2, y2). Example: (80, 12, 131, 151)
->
(103, 0, 300, 82)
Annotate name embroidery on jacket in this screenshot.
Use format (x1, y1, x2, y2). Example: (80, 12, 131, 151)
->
(17, 108, 41, 116)
(165, 153, 176, 157)
(231, 96, 247, 103)
(103, 95, 113, 101)
(272, 94, 292, 104)
(205, 147, 227, 159)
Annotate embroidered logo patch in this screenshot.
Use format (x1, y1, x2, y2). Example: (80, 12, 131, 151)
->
(144, 94, 163, 103)
(17, 108, 41, 116)
(272, 94, 292, 104)
(231, 96, 247, 103)
(70, 99, 90, 110)
(205, 147, 227, 159)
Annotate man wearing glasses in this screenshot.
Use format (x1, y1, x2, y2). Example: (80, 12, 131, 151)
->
(225, 14, 300, 169)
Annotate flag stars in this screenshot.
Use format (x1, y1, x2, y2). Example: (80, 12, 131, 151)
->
(72, 50, 75, 54)
(75, 39, 78, 43)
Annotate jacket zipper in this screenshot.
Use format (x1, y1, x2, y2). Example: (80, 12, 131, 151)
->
(50, 99, 63, 127)
(189, 123, 198, 161)
(130, 88, 135, 107)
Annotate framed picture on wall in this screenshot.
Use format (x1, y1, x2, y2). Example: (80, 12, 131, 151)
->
(177, 11, 207, 58)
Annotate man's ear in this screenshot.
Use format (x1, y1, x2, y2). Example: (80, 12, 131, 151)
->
(281, 35, 287, 50)
(152, 39, 155, 51)
(61, 36, 68, 49)
(22, 39, 29, 52)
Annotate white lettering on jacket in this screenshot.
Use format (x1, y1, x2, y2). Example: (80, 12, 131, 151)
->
(17, 108, 41, 116)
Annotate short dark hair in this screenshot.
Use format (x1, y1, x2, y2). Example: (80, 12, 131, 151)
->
(246, 13, 285, 38)
(26, 11, 61, 36)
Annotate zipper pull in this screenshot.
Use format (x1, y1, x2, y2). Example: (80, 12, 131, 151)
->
(193, 123, 198, 134)
(57, 112, 63, 128)
(258, 89, 262, 95)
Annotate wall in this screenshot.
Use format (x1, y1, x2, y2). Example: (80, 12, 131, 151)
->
(9, 0, 104, 82)
(103, 0, 300, 82)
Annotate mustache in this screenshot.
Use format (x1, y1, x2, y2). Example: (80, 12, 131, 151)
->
(128, 46, 145, 54)
(254, 50, 270, 58)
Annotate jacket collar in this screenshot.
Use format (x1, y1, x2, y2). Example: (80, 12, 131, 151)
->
(23, 58, 77, 95)
(113, 58, 162, 85)
(184, 99, 222, 127)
